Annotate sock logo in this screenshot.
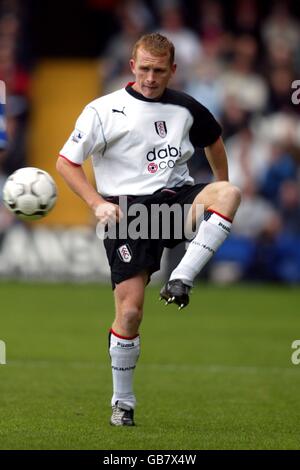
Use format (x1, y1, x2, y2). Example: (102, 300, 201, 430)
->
(218, 222, 230, 233)
(117, 341, 135, 348)
(201, 243, 215, 254)
(112, 365, 136, 371)
(191, 240, 215, 253)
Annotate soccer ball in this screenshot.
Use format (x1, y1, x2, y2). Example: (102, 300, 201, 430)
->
(2, 167, 57, 220)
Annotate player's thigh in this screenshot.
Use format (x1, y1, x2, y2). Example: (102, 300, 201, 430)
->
(114, 271, 148, 316)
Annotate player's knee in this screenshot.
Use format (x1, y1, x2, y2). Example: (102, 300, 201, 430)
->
(219, 183, 241, 207)
(120, 306, 143, 331)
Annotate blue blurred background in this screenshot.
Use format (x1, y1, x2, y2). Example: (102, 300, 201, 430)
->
(0, 0, 300, 284)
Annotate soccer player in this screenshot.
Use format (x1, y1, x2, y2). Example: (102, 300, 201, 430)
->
(57, 33, 241, 426)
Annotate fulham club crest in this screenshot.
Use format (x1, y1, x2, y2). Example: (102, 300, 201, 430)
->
(155, 121, 167, 138)
(117, 244, 132, 263)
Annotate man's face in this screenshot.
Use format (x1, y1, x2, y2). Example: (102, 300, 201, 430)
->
(130, 48, 176, 100)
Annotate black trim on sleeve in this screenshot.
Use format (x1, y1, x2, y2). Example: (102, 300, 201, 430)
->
(162, 89, 222, 148)
(125, 85, 222, 148)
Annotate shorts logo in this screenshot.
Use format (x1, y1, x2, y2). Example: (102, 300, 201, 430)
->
(117, 244, 132, 263)
(155, 121, 167, 138)
(148, 162, 158, 173)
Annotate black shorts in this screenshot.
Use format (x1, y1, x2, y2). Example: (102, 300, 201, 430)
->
(103, 183, 206, 289)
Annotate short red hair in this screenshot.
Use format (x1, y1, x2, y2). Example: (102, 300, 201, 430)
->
(132, 33, 175, 65)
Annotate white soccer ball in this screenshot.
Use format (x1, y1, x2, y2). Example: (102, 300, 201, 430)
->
(2, 167, 57, 220)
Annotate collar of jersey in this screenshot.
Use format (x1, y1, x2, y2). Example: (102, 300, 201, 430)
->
(125, 84, 167, 103)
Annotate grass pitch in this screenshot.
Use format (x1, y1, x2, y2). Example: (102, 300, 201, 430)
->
(0, 281, 300, 450)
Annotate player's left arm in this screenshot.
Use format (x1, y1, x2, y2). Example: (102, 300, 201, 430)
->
(204, 136, 229, 182)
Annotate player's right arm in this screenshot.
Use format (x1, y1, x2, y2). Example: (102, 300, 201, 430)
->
(56, 157, 122, 224)
(57, 106, 122, 224)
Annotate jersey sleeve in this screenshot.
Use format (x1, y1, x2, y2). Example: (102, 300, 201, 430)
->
(189, 101, 222, 148)
(59, 106, 104, 165)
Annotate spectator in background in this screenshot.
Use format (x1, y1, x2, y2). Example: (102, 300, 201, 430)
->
(185, 1, 228, 118)
(101, 0, 154, 93)
(262, 1, 300, 58)
(264, 36, 294, 72)
(197, 0, 234, 67)
(273, 179, 300, 283)
(225, 114, 272, 192)
(265, 66, 300, 115)
(260, 144, 297, 204)
(0, 81, 14, 243)
(211, 179, 281, 283)
(231, 180, 279, 239)
(158, 3, 203, 87)
(231, 0, 261, 39)
(0, 152, 15, 245)
(0, 9, 30, 173)
(197, 0, 224, 42)
(185, 59, 224, 119)
(262, 0, 300, 76)
(219, 34, 267, 112)
(220, 95, 251, 139)
(251, 212, 283, 282)
(279, 180, 300, 235)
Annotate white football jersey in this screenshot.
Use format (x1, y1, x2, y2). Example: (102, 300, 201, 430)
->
(60, 84, 221, 196)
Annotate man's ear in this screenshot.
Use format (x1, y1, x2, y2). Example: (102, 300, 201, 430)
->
(129, 58, 136, 74)
(171, 63, 177, 76)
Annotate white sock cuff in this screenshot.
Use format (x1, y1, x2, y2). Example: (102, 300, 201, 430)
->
(205, 210, 232, 234)
(109, 329, 140, 349)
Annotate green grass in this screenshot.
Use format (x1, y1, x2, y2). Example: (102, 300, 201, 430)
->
(0, 282, 300, 449)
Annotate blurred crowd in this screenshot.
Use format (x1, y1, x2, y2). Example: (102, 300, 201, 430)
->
(0, 0, 31, 240)
(1, 0, 300, 283)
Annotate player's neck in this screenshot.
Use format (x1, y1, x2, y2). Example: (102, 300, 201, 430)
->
(131, 83, 165, 101)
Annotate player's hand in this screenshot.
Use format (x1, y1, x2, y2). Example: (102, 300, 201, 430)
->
(94, 202, 123, 226)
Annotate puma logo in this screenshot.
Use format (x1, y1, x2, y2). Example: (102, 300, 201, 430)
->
(112, 107, 126, 116)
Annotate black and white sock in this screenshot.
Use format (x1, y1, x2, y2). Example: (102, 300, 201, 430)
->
(169, 210, 232, 286)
